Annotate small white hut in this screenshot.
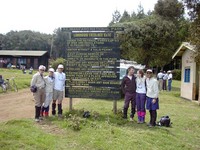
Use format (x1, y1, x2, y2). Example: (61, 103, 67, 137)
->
(172, 42, 199, 101)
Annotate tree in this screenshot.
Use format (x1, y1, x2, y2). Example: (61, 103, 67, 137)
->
(119, 10, 131, 22)
(155, 0, 184, 20)
(131, 11, 137, 19)
(109, 10, 121, 26)
(1, 30, 51, 51)
(117, 15, 178, 67)
(183, 0, 200, 63)
(52, 28, 69, 58)
(137, 3, 146, 19)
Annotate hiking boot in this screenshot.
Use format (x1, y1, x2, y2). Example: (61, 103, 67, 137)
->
(58, 114, 63, 119)
(35, 118, 40, 122)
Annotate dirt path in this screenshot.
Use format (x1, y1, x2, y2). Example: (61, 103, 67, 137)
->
(0, 89, 80, 122)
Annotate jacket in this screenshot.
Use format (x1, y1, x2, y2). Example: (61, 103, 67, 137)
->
(31, 72, 45, 89)
(44, 76, 54, 93)
(121, 75, 136, 94)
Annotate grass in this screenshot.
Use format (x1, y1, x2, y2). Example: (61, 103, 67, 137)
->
(0, 68, 48, 92)
(0, 71, 200, 149)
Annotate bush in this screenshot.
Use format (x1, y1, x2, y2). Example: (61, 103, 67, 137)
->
(49, 58, 66, 71)
(172, 69, 181, 80)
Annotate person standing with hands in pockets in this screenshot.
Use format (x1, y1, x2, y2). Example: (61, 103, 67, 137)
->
(121, 66, 136, 121)
(146, 69, 159, 127)
(52, 64, 66, 118)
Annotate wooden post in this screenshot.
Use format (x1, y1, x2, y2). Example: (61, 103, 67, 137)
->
(69, 97, 73, 111)
(113, 99, 117, 114)
(198, 71, 200, 105)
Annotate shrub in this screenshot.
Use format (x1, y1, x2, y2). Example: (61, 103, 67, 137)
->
(49, 58, 66, 71)
(172, 69, 181, 81)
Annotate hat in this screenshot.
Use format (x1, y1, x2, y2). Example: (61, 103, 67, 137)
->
(48, 68, 55, 72)
(146, 69, 153, 73)
(38, 65, 45, 70)
(167, 70, 171, 73)
(58, 64, 64, 69)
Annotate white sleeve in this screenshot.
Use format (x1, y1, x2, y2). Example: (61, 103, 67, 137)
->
(153, 80, 159, 98)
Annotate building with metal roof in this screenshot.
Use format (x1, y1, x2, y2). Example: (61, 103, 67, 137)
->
(0, 50, 49, 69)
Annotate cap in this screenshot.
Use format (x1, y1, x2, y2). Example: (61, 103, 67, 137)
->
(58, 64, 64, 69)
(39, 65, 45, 70)
(49, 68, 55, 72)
(167, 70, 171, 73)
(146, 69, 153, 73)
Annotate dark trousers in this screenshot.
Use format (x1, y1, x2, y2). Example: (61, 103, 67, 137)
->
(163, 80, 167, 90)
(123, 92, 136, 118)
(149, 110, 157, 126)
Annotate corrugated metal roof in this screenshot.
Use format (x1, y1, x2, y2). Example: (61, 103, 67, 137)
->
(0, 50, 48, 56)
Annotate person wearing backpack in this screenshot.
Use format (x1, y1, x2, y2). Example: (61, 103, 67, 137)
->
(136, 70, 147, 123)
(146, 69, 159, 127)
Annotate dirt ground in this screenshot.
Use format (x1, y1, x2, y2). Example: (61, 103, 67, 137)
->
(0, 89, 80, 122)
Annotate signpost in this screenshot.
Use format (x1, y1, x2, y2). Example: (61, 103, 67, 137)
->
(62, 27, 124, 112)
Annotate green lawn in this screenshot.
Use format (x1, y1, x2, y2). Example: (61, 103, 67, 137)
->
(0, 68, 48, 92)
(0, 79, 200, 150)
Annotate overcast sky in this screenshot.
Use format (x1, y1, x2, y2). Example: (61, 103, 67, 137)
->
(0, 0, 158, 34)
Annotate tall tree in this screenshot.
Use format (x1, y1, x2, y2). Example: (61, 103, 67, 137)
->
(109, 10, 121, 26)
(52, 28, 69, 59)
(119, 10, 131, 22)
(117, 15, 178, 67)
(137, 3, 146, 19)
(155, 0, 184, 21)
(183, 0, 200, 63)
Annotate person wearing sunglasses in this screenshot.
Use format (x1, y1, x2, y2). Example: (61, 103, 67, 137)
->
(31, 65, 46, 122)
(146, 69, 159, 127)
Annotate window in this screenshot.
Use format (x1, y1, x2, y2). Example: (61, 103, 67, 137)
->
(17, 58, 26, 65)
(184, 68, 190, 83)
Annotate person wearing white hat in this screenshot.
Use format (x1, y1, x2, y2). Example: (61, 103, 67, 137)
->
(40, 68, 55, 117)
(146, 69, 159, 127)
(52, 64, 66, 117)
(31, 65, 46, 122)
(167, 70, 173, 91)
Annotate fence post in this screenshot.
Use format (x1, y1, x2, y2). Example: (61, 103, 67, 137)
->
(113, 99, 117, 114)
(69, 97, 73, 111)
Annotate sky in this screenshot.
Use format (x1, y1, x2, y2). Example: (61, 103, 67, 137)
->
(0, 0, 158, 34)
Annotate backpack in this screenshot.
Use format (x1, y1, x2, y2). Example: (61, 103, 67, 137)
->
(158, 116, 171, 127)
(83, 111, 90, 118)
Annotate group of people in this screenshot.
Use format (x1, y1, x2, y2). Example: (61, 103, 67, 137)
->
(121, 67, 159, 127)
(157, 70, 173, 91)
(31, 64, 66, 122)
